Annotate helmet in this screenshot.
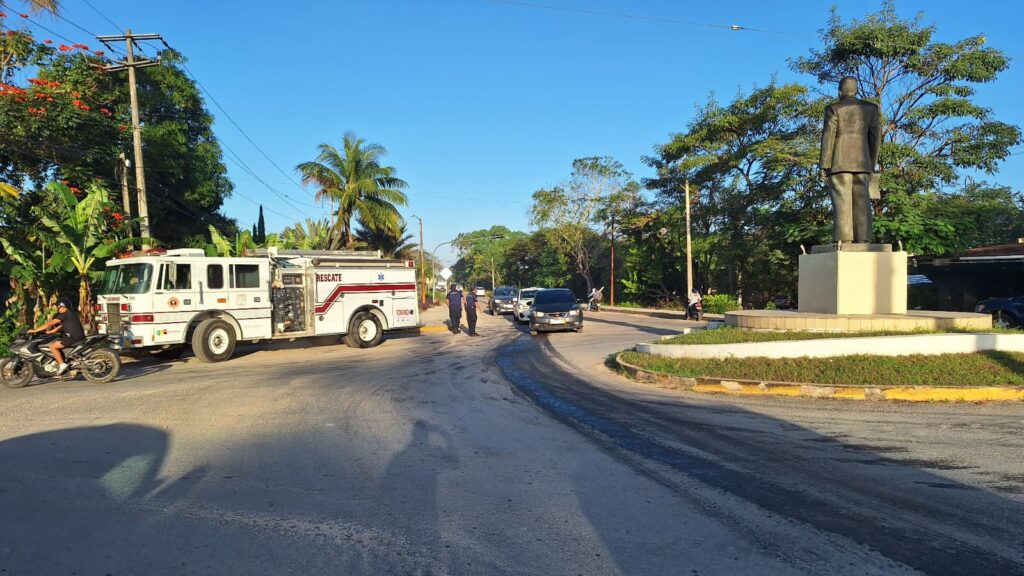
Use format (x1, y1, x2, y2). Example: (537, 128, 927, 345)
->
(56, 298, 73, 309)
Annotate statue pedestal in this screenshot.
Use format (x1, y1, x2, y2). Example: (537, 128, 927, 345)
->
(798, 245, 907, 315)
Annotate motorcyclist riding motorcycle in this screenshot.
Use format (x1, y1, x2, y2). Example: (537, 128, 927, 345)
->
(0, 299, 121, 388)
(687, 289, 703, 321)
(588, 286, 604, 312)
(29, 298, 84, 375)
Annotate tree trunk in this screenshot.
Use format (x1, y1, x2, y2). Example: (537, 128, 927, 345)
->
(79, 273, 93, 331)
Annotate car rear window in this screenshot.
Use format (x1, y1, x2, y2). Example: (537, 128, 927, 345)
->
(496, 288, 516, 297)
(535, 290, 575, 304)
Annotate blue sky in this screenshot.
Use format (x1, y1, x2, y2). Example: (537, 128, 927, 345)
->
(14, 0, 1024, 264)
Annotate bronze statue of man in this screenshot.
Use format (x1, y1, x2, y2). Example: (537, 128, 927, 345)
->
(819, 76, 881, 243)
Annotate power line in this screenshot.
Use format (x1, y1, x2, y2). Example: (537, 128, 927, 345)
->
(81, 0, 122, 32)
(488, 0, 813, 37)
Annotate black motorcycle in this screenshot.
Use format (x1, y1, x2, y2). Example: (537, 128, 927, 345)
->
(0, 331, 121, 388)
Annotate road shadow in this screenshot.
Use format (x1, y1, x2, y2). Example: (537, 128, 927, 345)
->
(381, 419, 460, 552)
(497, 335, 1024, 575)
(0, 424, 199, 572)
(583, 314, 682, 336)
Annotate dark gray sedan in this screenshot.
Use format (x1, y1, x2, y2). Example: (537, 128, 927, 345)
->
(489, 286, 518, 315)
(529, 288, 583, 335)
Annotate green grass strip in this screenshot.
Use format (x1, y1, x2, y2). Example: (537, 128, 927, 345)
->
(619, 350, 1024, 388)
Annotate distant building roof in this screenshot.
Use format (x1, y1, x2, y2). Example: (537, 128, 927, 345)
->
(959, 243, 1024, 257)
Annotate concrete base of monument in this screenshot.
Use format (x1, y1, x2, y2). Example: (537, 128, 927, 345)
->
(724, 309, 992, 332)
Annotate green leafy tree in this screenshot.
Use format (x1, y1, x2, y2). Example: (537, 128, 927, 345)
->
(530, 157, 632, 293)
(281, 218, 332, 250)
(645, 83, 824, 304)
(296, 133, 408, 249)
(354, 216, 415, 258)
(256, 205, 266, 244)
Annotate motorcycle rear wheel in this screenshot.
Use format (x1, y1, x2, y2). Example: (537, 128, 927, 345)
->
(80, 349, 121, 384)
(0, 358, 33, 388)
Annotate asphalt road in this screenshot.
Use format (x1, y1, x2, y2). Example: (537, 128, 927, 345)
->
(1, 307, 1022, 575)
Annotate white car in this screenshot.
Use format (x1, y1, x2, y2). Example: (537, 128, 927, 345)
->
(514, 287, 541, 324)
(475, 287, 486, 297)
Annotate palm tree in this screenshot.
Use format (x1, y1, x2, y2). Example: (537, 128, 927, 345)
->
(295, 133, 408, 250)
(354, 216, 416, 259)
(281, 218, 331, 250)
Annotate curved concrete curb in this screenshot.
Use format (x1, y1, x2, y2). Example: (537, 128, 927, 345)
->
(614, 353, 1024, 403)
(638, 333, 1024, 360)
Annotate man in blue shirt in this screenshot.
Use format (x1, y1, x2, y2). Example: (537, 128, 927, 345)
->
(445, 285, 463, 334)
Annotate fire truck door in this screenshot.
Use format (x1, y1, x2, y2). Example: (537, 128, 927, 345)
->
(154, 262, 197, 343)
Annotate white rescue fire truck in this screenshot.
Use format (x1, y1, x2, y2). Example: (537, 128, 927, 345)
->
(95, 247, 420, 362)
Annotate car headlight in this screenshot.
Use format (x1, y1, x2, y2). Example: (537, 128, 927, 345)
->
(534, 311, 545, 317)
(975, 304, 986, 312)
(568, 309, 579, 315)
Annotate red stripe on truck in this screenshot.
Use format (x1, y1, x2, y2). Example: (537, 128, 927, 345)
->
(315, 283, 416, 315)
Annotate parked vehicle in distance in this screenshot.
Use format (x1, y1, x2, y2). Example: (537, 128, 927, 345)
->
(490, 286, 518, 315)
(974, 295, 1024, 328)
(514, 287, 541, 323)
(529, 288, 583, 336)
(475, 287, 486, 297)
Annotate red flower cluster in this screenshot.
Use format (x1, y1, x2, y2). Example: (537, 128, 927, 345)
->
(99, 107, 111, 116)
(27, 107, 47, 115)
(0, 12, 7, 18)
(43, 39, 52, 44)
(94, 50, 104, 56)
(58, 44, 71, 52)
(0, 83, 28, 96)
(28, 78, 61, 88)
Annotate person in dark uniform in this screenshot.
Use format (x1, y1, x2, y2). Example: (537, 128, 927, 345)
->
(28, 298, 84, 375)
(819, 75, 882, 243)
(445, 285, 464, 334)
(464, 288, 480, 336)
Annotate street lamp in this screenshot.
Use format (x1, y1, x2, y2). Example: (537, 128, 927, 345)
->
(410, 214, 426, 306)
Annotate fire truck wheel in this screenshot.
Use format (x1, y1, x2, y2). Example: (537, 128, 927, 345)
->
(345, 311, 383, 348)
(192, 318, 236, 362)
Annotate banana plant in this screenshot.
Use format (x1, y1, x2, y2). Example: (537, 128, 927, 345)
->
(34, 183, 141, 326)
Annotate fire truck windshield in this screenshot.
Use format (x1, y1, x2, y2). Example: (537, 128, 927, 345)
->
(100, 263, 154, 294)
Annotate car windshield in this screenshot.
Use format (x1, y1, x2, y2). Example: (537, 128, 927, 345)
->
(520, 290, 538, 299)
(100, 263, 153, 294)
(495, 288, 517, 297)
(535, 290, 576, 305)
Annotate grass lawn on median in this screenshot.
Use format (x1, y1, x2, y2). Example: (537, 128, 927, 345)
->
(658, 326, 1017, 346)
(618, 350, 1024, 388)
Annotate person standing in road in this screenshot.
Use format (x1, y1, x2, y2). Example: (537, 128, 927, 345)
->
(445, 285, 464, 334)
(464, 288, 480, 336)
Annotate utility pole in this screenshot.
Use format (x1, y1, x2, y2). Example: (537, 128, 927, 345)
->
(685, 179, 694, 298)
(609, 213, 616, 306)
(412, 214, 426, 306)
(490, 257, 496, 291)
(97, 30, 163, 247)
(117, 152, 132, 222)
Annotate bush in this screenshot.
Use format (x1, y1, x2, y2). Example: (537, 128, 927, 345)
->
(702, 294, 741, 314)
(0, 309, 22, 356)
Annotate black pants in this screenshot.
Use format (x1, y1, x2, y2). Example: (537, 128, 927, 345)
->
(466, 311, 478, 335)
(449, 310, 462, 332)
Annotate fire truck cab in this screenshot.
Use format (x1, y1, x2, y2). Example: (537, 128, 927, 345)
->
(96, 248, 420, 362)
